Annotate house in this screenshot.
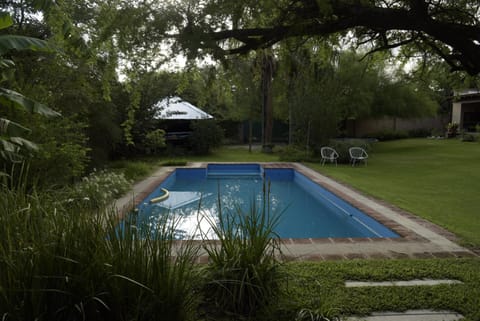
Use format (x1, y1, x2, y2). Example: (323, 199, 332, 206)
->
(153, 96, 213, 142)
(451, 89, 480, 132)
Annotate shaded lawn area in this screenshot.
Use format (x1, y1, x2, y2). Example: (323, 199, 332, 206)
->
(309, 138, 480, 248)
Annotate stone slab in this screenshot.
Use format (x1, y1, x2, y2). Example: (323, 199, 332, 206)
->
(345, 279, 463, 287)
(347, 310, 464, 321)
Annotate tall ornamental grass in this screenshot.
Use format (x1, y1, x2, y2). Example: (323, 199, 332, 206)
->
(0, 173, 200, 321)
(202, 184, 283, 319)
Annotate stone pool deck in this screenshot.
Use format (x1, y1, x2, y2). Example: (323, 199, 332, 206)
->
(115, 162, 477, 261)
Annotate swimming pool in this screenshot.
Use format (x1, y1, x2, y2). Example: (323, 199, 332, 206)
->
(134, 164, 399, 240)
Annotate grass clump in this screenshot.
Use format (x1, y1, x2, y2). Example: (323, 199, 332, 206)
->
(161, 159, 188, 166)
(0, 176, 200, 321)
(108, 160, 155, 181)
(202, 186, 283, 319)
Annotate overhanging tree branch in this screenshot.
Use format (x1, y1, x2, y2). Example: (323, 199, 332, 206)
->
(178, 0, 480, 75)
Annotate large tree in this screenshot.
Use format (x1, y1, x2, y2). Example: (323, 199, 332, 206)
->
(172, 0, 480, 76)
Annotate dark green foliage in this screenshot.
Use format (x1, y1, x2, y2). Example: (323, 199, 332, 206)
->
(364, 130, 409, 141)
(26, 117, 90, 187)
(202, 188, 283, 319)
(461, 133, 476, 142)
(408, 128, 432, 138)
(187, 119, 224, 154)
(0, 179, 200, 321)
(161, 159, 188, 166)
(144, 128, 166, 154)
(278, 145, 317, 162)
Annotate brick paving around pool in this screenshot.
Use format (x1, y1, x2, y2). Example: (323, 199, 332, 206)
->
(115, 162, 478, 262)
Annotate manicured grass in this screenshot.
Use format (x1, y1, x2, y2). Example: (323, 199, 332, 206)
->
(309, 138, 480, 248)
(282, 258, 480, 320)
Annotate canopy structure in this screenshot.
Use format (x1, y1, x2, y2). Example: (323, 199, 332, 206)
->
(154, 96, 213, 120)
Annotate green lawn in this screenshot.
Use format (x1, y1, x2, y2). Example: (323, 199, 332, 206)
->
(309, 138, 480, 248)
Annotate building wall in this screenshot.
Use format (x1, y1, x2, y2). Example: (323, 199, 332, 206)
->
(348, 115, 449, 137)
(452, 102, 462, 125)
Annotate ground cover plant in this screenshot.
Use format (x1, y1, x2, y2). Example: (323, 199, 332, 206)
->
(280, 258, 480, 321)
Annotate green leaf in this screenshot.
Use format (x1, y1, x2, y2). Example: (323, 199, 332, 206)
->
(0, 12, 13, 30)
(0, 139, 23, 163)
(0, 58, 15, 69)
(9, 137, 38, 151)
(0, 88, 61, 117)
(0, 35, 51, 55)
(0, 118, 31, 136)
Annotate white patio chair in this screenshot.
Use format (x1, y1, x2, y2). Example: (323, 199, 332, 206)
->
(320, 147, 339, 166)
(349, 147, 368, 166)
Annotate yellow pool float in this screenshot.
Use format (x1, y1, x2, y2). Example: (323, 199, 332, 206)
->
(149, 188, 170, 203)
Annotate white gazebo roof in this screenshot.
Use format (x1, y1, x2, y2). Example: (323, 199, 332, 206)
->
(154, 96, 213, 120)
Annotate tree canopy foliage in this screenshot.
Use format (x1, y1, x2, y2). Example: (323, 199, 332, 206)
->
(0, 0, 473, 184)
(170, 0, 480, 76)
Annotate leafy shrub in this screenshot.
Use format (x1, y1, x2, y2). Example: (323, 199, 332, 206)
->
(278, 145, 316, 162)
(431, 128, 445, 137)
(461, 133, 476, 142)
(328, 139, 372, 164)
(68, 170, 131, 208)
(187, 119, 224, 155)
(18, 117, 91, 188)
(408, 128, 432, 138)
(476, 123, 480, 133)
(202, 188, 283, 318)
(145, 129, 166, 155)
(365, 130, 408, 141)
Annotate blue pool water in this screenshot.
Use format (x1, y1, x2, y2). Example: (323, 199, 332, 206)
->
(135, 164, 399, 240)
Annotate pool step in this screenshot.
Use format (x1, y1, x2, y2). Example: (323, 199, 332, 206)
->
(206, 163, 263, 178)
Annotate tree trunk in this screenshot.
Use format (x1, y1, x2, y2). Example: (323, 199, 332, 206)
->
(248, 118, 253, 153)
(261, 50, 275, 153)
